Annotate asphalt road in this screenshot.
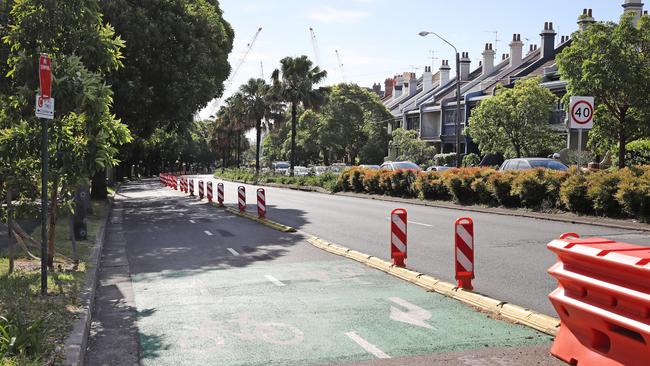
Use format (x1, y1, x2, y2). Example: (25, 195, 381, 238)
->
(88, 179, 563, 365)
(192, 174, 649, 316)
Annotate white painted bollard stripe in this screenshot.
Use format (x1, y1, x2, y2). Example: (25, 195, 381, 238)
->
(391, 233, 406, 253)
(456, 224, 474, 249)
(392, 215, 406, 234)
(456, 248, 473, 272)
(227, 248, 240, 256)
(345, 332, 391, 359)
(264, 275, 285, 287)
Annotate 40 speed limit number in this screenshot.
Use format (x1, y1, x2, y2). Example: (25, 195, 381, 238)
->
(569, 96, 594, 129)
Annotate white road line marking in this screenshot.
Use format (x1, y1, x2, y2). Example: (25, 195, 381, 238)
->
(264, 275, 285, 287)
(189, 219, 196, 224)
(385, 217, 432, 227)
(227, 248, 240, 256)
(204, 230, 213, 236)
(409, 220, 432, 227)
(345, 332, 391, 359)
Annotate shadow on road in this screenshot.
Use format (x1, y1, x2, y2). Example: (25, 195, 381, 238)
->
(117, 179, 311, 279)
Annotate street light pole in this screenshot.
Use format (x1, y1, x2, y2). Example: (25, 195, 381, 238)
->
(418, 31, 462, 167)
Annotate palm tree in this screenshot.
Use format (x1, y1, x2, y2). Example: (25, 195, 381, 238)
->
(240, 78, 272, 174)
(223, 93, 250, 167)
(271, 56, 328, 176)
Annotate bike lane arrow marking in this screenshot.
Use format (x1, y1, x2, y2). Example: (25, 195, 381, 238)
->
(387, 297, 436, 330)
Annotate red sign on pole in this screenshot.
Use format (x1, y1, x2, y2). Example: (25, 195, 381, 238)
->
(39, 54, 52, 99)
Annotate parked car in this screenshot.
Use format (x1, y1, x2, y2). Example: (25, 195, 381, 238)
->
(426, 166, 452, 172)
(286, 166, 311, 176)
(380, 161, 422, 172)
(329, 163, 348, 173)
(312, 166, 330, 176)
(499, 158, 568, 172)
(272, 161, 290, 174)
(359, 164, 380, 170)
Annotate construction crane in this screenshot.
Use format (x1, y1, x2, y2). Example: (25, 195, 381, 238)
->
(260, 61, 264, 80)
(335, 49, 345, 82)
(309, 27, 321, 67)
(207, 27, 263, 117)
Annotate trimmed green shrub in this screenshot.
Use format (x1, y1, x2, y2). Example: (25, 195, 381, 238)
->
(511, 169, 550, 208)
(414, 172, 450, 200)
(350, 168, 366, 193)
(587, 170, 622, 217)
(560, 172, 592, 214)
(616, 170, 650, 222)
(362, 170, 382, 194)
(389, 169, 417, 197)
(487, 170, 520, 207)
(442, 169, 477, 204)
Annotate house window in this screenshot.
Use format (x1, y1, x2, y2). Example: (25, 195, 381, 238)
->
(406, 115, 420, 132)
(443, 109, 465, 125)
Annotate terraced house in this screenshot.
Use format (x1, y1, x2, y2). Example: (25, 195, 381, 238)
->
(383, 0, 646, 156)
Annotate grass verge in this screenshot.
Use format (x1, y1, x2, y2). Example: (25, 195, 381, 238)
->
(0, 201, 106, 365)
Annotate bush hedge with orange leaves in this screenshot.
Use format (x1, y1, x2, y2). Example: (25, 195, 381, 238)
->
(335, 166, 650, 222)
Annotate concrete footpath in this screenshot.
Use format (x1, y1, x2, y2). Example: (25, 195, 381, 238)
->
(85, 180, 564, 365)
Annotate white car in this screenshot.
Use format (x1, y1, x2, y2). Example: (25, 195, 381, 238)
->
(285, 166, 311, 176)
(272, 161, 290, 175)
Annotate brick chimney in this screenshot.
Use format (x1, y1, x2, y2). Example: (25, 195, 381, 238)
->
(459, 52, 471, 81)
(509, 34, 523, 68)
(384, 78, 393, 98)
(439, 60, 451, 85)
(482, 43, 495, 75)
(578, 9, 595, 31)
(540, 22, 557, 60)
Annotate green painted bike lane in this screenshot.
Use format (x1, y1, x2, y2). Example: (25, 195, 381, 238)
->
(131, 257, 551, 366)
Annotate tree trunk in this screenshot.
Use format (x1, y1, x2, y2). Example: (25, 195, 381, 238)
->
(618, 115, 627, 169)
(90, 169, 107, 200)
(290, 102, 297, 177)
(323, 149, 329, 166)
(7, 188, 14, 274)
(47, 178, 58, 269)
(256, 118, 262, 174)
(237, 134, 241, 167)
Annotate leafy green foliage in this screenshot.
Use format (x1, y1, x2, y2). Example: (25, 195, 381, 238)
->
(271, 56, 328, 174)
(100, 0, 234, 140)
(626, 139, 650, 166)
(462, 153, 481, 167)
(467, 77, 561, 158)
(390, 128, 435, 165)
(557, 13, 650, 167)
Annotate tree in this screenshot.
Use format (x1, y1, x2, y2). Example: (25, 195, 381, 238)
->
(271, 56, 327, 176)
(240, 78, 274, 173)
(557, 13, 650, 168)
(2, 0, 131, 266)
(99, 0, 233, 189)
(390, 128, 436, 165)
(467, 77, 561, 158)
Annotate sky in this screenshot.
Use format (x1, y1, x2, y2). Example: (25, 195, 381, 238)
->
(198, 0, 628, 119)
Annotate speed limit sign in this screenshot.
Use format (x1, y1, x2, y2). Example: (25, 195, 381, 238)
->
(569, 96, 594, 129)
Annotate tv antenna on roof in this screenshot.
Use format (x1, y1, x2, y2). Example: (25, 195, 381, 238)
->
(485, 30, 501, 54)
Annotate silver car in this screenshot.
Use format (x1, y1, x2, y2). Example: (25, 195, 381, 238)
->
(499, 158, 568, 171)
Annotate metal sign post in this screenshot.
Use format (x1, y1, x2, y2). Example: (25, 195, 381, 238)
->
(37, 54, 53, 295)
(568, 96, 594, 168)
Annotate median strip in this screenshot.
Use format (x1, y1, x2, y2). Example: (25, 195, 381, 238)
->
(306, 235, 560, 337)
(223, 206, 297, 233)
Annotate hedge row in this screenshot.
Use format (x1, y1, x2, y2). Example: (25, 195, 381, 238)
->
(215, 169, 339, 191)
(336, 166, 650, 222)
